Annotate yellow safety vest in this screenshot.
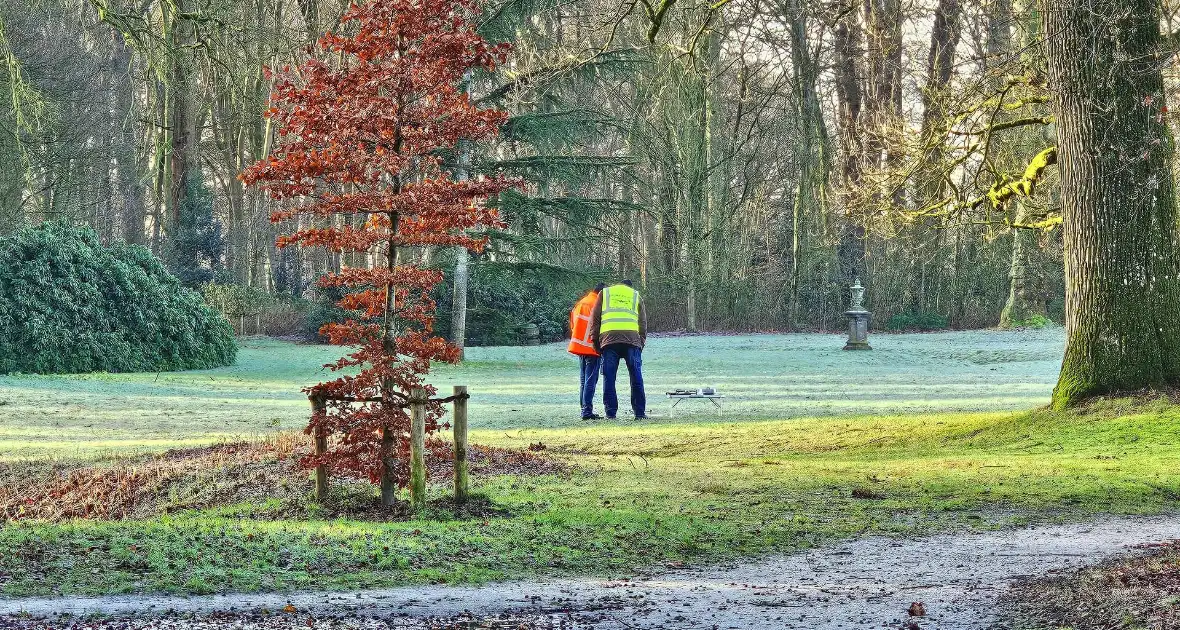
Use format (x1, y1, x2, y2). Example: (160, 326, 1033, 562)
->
(599, 285, 640, 333)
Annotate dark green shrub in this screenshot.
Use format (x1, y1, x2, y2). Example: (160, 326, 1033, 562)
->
(0, 222, 237, 374)
(885, 311, 950, 332)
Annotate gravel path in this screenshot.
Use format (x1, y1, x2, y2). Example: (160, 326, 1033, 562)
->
(3, 514, 1177, 629)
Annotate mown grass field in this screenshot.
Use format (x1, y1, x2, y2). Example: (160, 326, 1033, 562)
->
(2, 329, 1177, 598)
(0, 330, 1064, 459)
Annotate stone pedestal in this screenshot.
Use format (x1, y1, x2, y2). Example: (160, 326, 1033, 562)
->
(843, 277, 872, 351)
(844, 310, 872, 350)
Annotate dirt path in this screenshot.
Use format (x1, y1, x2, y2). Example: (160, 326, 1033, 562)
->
(3, 514, 1178, 629)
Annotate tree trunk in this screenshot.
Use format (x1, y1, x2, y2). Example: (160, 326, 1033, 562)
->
(451, 250, 470, 353)
(450, 133, 473, 357)
(165, 0, 199, 246)
(787, 0, 831, 327)
(381, 212, 402, 507)
(151, 78, 167, 253)
(1044, 0, 1180, 407)
(985, 0, 1013, 69)
(908, 0, 962, 315)
(379, 91, 407, 507)
(999, 206, 1047, 327)
(111, 31, 144, 246)
(450, 71, 474, 356)
(834, 4, 866, 282)
(862, 0, 904, 198)
(296, 0, 319, 40)
(999, 0, 1049, 325)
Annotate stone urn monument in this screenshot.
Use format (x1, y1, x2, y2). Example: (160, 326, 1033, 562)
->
(843, 278, 872, 351)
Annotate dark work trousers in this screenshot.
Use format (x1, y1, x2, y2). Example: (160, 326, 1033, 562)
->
(579, 354, 601, 418)
(600, 343, 646, 418)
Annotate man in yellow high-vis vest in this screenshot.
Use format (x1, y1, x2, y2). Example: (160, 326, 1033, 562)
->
(589, 280, 648, 419)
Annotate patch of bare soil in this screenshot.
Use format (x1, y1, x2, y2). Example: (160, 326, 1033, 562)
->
(0, 435, 566, 522)
(1001, 539, 1180, 630)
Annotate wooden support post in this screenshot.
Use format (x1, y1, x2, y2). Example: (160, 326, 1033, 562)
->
(452, 385, 469, 504)
(310, 395, 328, 501)
(409, 387, 427, 510)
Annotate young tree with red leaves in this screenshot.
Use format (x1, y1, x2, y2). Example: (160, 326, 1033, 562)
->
(242, 0, 510, 507)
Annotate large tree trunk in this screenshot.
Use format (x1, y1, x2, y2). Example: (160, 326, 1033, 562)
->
(449, 71, 474, 356)
(450, 134, 472, 357)
(111, 31, 144, 246)
(834, 3, 866, 282)
(998, 0, 1049, 327)
(862, 0, 903, 195)
(98, 43, 115, 243)
(985, 0, 1013, 69)
(907, 0, 962, 314)
(1044, 0, 1180, 407)
(164, 0, 199, 246)
(920, 0, 960, 140)
(787, 0, 831, 327)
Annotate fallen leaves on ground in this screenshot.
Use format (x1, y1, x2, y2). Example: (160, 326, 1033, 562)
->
(0, 610, 591, 629)
(0, 433, 566, 522)
(1002, 539, 1180, 629)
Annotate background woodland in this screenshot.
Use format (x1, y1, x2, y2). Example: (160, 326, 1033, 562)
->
(4, 0, 1145, 343)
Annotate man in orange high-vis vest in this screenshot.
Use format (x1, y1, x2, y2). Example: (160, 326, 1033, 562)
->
(569, 283, 605, 419)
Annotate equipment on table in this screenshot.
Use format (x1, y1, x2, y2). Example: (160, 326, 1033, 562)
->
(666, 387, 725, 417)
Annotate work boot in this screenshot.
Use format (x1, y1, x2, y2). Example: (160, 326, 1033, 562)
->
(582, 413, 603, 420)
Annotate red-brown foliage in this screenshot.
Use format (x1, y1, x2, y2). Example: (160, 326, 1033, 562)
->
(0, 437, 565, 522)
(241, 0, 511, 489)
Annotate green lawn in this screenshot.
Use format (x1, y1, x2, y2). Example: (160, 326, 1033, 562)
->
(0, 330, 1064, 459)
(4, 329, 1177, 598)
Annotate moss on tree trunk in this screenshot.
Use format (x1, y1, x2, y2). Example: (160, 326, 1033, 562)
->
(1045, 0, 1180, 408)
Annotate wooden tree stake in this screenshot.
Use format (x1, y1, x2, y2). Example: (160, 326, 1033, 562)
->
(452, 385, 469, 504)
(410, 387, 427, 510)
(311, 395, 328, 501)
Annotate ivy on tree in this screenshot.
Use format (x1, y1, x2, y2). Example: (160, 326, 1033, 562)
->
(242, 0, 511, 505)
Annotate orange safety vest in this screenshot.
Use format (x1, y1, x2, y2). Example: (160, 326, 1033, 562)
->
(567, 292, 600, 356)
